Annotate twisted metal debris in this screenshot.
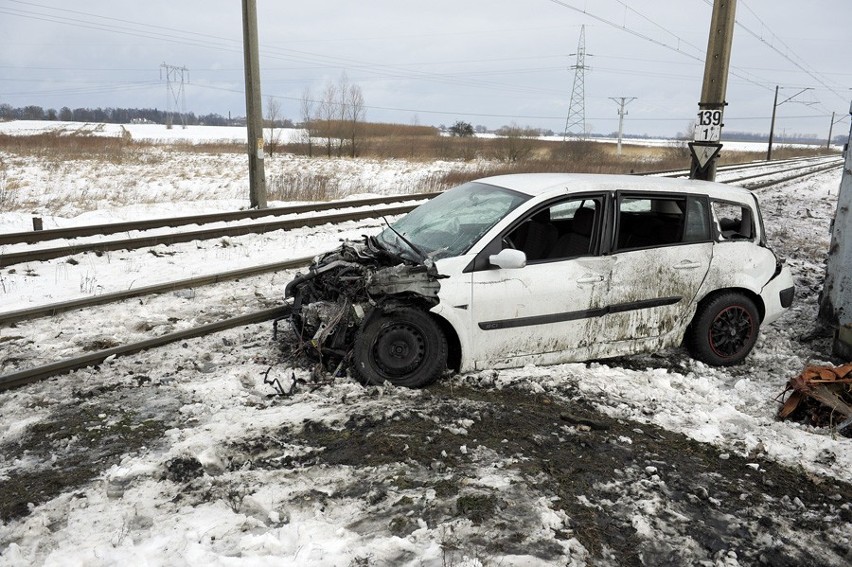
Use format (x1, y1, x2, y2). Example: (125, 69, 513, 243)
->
(778, 364, 852, 435)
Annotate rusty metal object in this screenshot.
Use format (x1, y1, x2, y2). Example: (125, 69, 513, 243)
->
(778, 364, 852, 433)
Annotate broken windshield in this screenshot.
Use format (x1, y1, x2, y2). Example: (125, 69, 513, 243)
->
(377, 182, 529, 261)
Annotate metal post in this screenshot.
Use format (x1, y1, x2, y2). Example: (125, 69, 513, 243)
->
(242, 0, 267, 209)
(689, 0, 736, 181)
(819, 101, 852, 359)
(766, 85, 779, 161)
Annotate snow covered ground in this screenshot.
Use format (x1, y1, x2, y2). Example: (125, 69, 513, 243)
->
(0, 124, 850, 566)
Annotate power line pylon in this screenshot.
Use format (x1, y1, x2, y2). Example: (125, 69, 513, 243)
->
(160, 62, 189, 129)
(563, 25, 590, 141)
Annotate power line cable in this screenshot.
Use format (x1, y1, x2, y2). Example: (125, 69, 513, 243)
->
(701, 0, 848, 102)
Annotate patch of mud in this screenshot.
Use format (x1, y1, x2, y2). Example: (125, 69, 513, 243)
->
(0, 381, 181, 522)
(222, 384, 852, 566)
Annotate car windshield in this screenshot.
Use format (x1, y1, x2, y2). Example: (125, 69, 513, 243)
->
(377, 182, 529, 261)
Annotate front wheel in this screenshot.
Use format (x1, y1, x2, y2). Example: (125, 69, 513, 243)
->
(687, 292, 760, 366)
(353, 308, 448, 388)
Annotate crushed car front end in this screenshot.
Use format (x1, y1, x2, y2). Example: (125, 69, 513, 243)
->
(284, 236, 445, 380)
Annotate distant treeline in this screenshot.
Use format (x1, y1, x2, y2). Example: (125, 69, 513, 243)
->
(0, 104, 238, 127)
(673, 130, 843, 146)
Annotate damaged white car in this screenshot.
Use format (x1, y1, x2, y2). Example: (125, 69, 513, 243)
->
(284, 173, 794, 387)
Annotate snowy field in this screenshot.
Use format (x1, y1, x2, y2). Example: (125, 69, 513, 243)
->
(0, 123, 850, 566)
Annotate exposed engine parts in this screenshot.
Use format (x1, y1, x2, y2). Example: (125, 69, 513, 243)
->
(283, 237, 443, 380)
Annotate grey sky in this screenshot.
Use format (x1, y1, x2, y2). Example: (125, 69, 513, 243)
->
(1, 0, 849, 138)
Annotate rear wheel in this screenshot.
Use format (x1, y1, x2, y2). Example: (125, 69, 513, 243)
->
(687, 292, 759, 366)
(353, 308, 447, 388)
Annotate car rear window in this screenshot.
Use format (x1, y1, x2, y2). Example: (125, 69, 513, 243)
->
(616, 195, 710, 250)
(711, 200, 755, 241)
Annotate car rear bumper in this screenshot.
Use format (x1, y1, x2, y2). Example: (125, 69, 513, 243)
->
(760, 265, 795, 325)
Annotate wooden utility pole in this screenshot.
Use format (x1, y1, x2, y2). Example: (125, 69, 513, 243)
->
(689, 0, 737, 181)
(242, 0, 267, 209)
(819, 100, 852, 359)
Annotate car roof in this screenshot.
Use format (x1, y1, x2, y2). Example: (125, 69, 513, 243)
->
(475, 173, 755, 202)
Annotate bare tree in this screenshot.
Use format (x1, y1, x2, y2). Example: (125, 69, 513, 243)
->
(346, 83, 365, 157)
(265, 96, 283, 157)
(318, 82, 339, 157)
(494, 122, 535, 163)
(309, 74, 367, 158)
(299, 87, 315, 157)
(333, 73, 352, 157)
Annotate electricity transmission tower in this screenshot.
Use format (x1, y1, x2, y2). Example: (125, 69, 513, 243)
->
(563, 25, 590, 140)
(160, 62, 189, 129)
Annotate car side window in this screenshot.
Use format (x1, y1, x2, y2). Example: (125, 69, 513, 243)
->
(711, 200, 754, 241)
(683, 197, 711, 243)
(616, 195, 710, 250)
(504, 197, 600, 262)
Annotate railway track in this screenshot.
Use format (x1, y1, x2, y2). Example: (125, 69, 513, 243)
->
(0, 305, 290, 390)
(0, 255, 312, 327)
(733, 158, 843, 189)
(0, 192, 440, 246)
(0, 158, 842, 392)
(0, 201, 425, 268)
(0, 157, 839, 269)
(643, 154, 834, 177)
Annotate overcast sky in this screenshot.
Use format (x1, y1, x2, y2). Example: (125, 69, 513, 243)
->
(1, 0, 849, 138)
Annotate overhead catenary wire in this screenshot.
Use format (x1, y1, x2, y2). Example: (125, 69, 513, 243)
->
(0, 0, 844, 131)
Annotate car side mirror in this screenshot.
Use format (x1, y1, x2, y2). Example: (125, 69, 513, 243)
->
(489, 248, 527, 269)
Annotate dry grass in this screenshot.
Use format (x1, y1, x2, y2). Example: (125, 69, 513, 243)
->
(0, 156, 14, 208)
(163, 141, 245, 155)
(0, 131, 146, 163)
(0, 125, 838, 204)
(267, 172, 342, 201)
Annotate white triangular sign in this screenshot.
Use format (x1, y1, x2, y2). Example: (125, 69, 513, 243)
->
(695, 146, 716, 168)
(689, 142, 722, 170)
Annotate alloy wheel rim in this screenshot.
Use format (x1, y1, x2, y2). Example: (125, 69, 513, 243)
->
(708, 305, 753, 358)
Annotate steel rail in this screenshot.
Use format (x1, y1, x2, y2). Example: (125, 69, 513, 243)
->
(744, 162, 844, 190)
(0, 192, 440, 246)
(0, 305, 290, 391)
(0, 203, 417, 268)
(728, 160, 843, 188)
(1, 158, 838, 269)
(1, 159, 841, 328)
(0, 162, 841, 391)
(640, 154, 836, 177)
(0, 255, 313, 327)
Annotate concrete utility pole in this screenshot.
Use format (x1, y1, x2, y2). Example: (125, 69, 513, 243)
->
(241, 0, 267, 209)
(819, 100, 852, 359)
(609, 96, 636, 156)
(766, 86, 812, 161)
(689, 0, 737, 181)
(827, 111, 846, 150)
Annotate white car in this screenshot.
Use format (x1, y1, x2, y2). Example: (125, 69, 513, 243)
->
(285, 173, 794, 387)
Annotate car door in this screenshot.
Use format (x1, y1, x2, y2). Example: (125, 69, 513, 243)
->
(594, 192, 713, 344)
(467, 195, 612, 368)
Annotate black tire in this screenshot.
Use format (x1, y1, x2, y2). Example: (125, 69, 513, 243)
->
(353, 308, 448, 388)
(687, 292, 760, 366)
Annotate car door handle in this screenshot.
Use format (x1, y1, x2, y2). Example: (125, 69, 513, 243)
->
(672, 260, 703, 270)
(577, 274, 604, 284)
